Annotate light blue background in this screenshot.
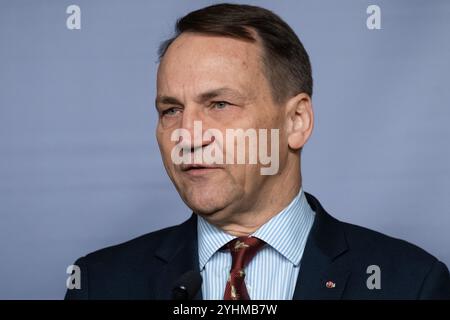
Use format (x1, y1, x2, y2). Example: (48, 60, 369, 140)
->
(0, 0, 449, 299)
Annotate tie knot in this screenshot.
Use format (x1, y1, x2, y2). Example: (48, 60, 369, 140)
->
(226, 236, 265, 271)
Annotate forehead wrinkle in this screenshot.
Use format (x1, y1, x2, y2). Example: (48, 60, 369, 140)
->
(157, 33, 269, 105)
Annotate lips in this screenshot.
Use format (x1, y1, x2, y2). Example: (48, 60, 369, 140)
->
(179, 164, 223, 176)
(180, 164, 223, 171)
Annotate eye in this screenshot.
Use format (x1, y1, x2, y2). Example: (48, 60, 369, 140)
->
(161, 107, 181, 117)
(212, 101, 230, 110)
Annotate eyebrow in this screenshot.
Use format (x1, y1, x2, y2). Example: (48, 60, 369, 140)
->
(196, 87, 245, 104)
(155, 96, 182, 107)
(155, 87, 245, 108)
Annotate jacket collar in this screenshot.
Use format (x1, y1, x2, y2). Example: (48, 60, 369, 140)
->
(292, 192, 350, 299)
(153, 214, 202, 300)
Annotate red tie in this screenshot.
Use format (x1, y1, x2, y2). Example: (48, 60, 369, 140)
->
(223, 236, 266, 300)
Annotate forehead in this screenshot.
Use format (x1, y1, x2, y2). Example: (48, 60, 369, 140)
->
(157, 32, 266, 95)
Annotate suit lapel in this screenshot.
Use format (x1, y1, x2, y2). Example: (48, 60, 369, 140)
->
(293, 193, 351, 299)
(152, 214, 203, 300)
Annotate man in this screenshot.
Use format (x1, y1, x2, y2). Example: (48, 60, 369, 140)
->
(65, 3, 450, 300)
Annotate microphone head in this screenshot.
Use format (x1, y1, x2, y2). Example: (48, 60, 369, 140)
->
(172, 270, 202, 300)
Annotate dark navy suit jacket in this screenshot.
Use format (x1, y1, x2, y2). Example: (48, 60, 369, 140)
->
(65, 193, 450, 299)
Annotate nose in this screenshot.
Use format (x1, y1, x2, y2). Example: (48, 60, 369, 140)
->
(177, 106, 214, 152)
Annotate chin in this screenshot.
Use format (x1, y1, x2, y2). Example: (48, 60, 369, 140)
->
(185, 193, 227, 215)
(180, 186, 235, 216)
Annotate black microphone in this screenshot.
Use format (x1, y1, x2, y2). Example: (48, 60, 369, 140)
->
(172, 270, 202, 300)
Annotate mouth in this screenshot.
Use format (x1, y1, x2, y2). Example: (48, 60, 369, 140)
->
(180, 164, 223, 176)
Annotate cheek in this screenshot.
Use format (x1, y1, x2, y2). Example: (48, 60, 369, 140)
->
(206, 109, 246, 130)
(156, 132, 174, 160)
(247, 107, 279, 130)
(261, 109, 282, 129)
(227, 163, 259, 187)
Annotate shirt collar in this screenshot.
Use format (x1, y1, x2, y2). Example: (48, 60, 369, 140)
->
(197, 188, 316, 270)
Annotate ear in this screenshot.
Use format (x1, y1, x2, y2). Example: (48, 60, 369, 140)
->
(285, 93, 314, 150)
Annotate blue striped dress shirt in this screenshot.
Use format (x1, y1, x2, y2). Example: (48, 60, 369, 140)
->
(197, 188, 316, 300)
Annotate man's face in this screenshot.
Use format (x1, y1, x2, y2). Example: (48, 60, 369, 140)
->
(156, 32, 288, 219)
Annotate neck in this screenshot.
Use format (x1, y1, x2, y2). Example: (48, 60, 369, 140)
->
(204, 165, 302, 237)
